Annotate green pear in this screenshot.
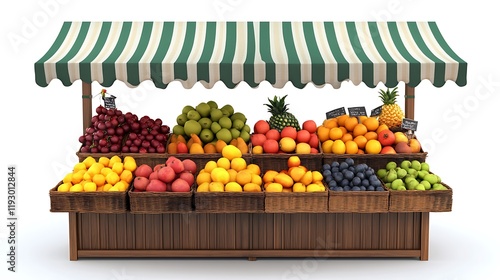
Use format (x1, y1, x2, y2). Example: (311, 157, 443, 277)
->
(182, 105, 195, 115)
(377, 169, 388, 179)
(176, 113, 188, 126)
(420, 162, 430, 172)
(417, 170, 429, 180)
(400, 160, 412, 171)
(421, 180, 431, 190)
(415, 184, 426, 191)
(407, 179, 419, 190)
(385, 169, 398, 183)
(397, 185, 407, 191)
(423, 174, 438, 185)
(386, 161, 397, 170)
(411, 160, 421, 171)
(391, 179, 404, 190)
(397, 168, 407, 179)
(405, 176, 416, 185)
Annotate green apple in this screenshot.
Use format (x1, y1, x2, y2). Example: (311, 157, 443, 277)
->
(420, 180, 431, 190)
(411, 160, 421, 171)
(420, 162, 430, 172)
(397, 168, 407, 179)
(391, 179, 404, 190)
(377, 169, 387, 179)
(407, 179, 419, 190)
(385, 169, 398, 183)
(415, 184, 426, 191)
(405, 176, 416, 185)
(397, 185, 407, 191)
(400, 160, 412, 171)
(423, 174, 438, 185)
(417, 170, 429, 180)
(386, 161, 397, 170)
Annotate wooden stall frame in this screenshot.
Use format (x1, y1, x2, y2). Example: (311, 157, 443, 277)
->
(67, 82, 430, 261)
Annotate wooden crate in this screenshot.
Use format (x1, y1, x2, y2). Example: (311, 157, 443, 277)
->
(194, 189, 264, 213)
(265, 191, 328, 213)
(128, 186, 194, 213)
(389, 183, 453, 212)
(328, 188, 389, 213)
(252, 153, 323, 173)
(49, 181, 129, 213)
(323, 152, 428, 171)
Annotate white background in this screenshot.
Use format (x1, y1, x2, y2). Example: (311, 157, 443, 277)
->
(1, 0, 499, 279)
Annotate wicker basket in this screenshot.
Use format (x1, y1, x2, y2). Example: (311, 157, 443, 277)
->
(194, 189, 264, 213)
(328, 188, 389, 213)
(76, 149, 121, 162)
(128, 185, 194, 213)
(265, 191, 328, 213)
(49, 181, 129, 213)
(253, 153, 323, 173)
(389, 182, 453, 212)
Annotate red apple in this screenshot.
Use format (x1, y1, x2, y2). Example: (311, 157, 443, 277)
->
(133, 176, 149, 191)
(251, 133, 267, 147)
(134, 164, 153, 178)
(179, 171, 195, 186)
(157, 166, 176, 183)
(146, 179, 167, 192)
(182, 159, 197, 174)
(263, 139, 279, 153)
(394, 142, 412, 153)
(166, 156, 185, 173)
(171, 178, 191, 192)
(253, 120, 270, 134)
(380, 146, 397, 154)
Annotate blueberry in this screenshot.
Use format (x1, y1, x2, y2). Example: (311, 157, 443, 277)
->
(365, 169, 374, 177)
(323, 164, 331, 171)
(362, 179, 370, 187)
(354, 165, 364, 174)
(372, 179, 382, 187)
(340, 178, 350, 187)
(369, 174, 379, 183)
(329, 186, 335, 191)
(352, 176, 361, 186)
(328, 180, 337, 189)
(331, 161, 340, 168)
(344, 170, 355, 181)
(356, 172, 365, 180)
(334, 173, 343, 183)
(323, 169, 332, 178)
(335, 187, 344, 192)
(376, 186, 385, 192)
(345, 158, 355, 166)
(352, 186, 361, 191)
(339, 162, 349, 171)
(331, 167, 339, 173)
(325, 175, 333, 183)
(360, 186, 367, 191)
(367, 186, 375, 191)
(343, 186, 351, 191)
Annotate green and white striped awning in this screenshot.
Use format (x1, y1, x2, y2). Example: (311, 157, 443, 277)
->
(35, 21, 467, 89)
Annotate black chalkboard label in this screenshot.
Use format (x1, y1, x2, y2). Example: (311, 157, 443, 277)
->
(348, 106, 367, 117)
(103, 95, 116, 109)
(401, 118, 418, 131)
(370, 105, 382, 117)
(326, 107, 346, 119)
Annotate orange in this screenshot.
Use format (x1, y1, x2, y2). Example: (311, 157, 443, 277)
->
(227, 169, 238, 182)
(266, 182, 283, 192)
(279, 137, 296, 153)
(215, 139, 227, 153)
(337, 115, 349, 127)
(358, 116, 368, 124)
(357, 149, 365, 154)
(345, 140, 358, 154)
(317, 126, 331, 142)
(287, 156, 301, 168)
(92, 173, 106, 187)
(329, 127, 344, 140)
(362, 117, 379, 131)
(344, 117, 359, 132)
(341, 132, 353, 142)
(119, 169, 133, 184)
(217, 157, 231, 169)
(196, 172, 212, 185)
(230, 157, 247, 172)
(236, 170, 253, 186)
(263, 170, 279, 183)
(274, 173, 294, 188)
(353, 124, 368, 137)
(289, 166, 306, 182)
(246, 164, 261, 176)
(203, 143, 217, 153)
(365, 139, 382, 154)
(332, 140, 346, 154)
(252, 145, 263, 154)
(243, 183, 262, 192)
(376, 123, 389, 134)
(251, 173, 262, 186)
(323, 118, 338, 129)
(321, 139, 334, 153)
(339, 126, 347, 135)
(364, 131, 378, 141)
(300, 171, 313, 185)
(353, 135, 368, 150)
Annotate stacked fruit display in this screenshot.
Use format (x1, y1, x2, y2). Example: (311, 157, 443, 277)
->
(78, 105, 170, 154)
(262, 156, 326, 192)
(170, 101, 251, 154)
(168, 134, 249, 155)
(376, 160, 448, 191)
(57, 156, 136, 192)
(251, 120, 320, 154)
(323, 158, 385, 192)
(317, 115, 421, 154)
(195, 145, 262, 192)
(132, 156, 196, 192)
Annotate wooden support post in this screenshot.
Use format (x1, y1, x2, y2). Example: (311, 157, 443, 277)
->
(82, 82, 92, 133)
(404, 84, 415, 119)
(69, 213, 78, 261)
(420, 212, 429, 261)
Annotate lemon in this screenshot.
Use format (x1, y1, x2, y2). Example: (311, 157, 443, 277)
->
(57, 182, 72, 192)
(216, 157, 231, 170)
(82, 156, 97, 169)
(73, 162, 87, 173)
(246, 164, 261, 176)
(108, 186, 120, 192)
(204, 160, 218, 173)
(251, 173, 262, 186)
(208, 182, 224, 192)
(221, 144, 242, 161)
(108, 155, 122, 168)
(98, 156, 110, 167)
(196, 182, 210, 192)
(196, 172, 212, 185)
(123, 158, 137, 172)
(71, 170, 85, 184)
(111, 162, 124, 175)
(225, 182, 242, 192)
(114, 181, 128, 192)
(100, 167, 113, 177)
(92, 173, 106, 187)
(62, 173, 73, 184)
(120, 169, 133, 184)
(230, 157, 247, 172)
(227, 169, 238, 182)
(210, 167, 230, 184)
(83, 182, 97, 192)
(106, 172, 120, 185)
(103, 183, 113, 191)
(69, 183, 83, 192)
(88, 162, 104, 176)
(83, 172, 92, 181)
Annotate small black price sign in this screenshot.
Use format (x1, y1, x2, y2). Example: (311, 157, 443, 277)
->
(348, 106, 367, 117)
(326, 107, 346, 119)
(401, 118, 418, 131)
(103, 95, 116, 109)
(370, 105, 382, 117)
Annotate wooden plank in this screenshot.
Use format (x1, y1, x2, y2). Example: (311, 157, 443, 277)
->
(77, 249, 422, 259)
(404, 84, 415, 119)
(420, 212, 430, 261)
(125, 213, 136, 249)
(107, 213, 117, 249)
(98, 214, 109, 250)
(82, 82, 92, 133)
(79, 213, 91, 250)
(115, 213, 128, 249)
(134, 214, 145, 249)
(69, 213, 78, 261)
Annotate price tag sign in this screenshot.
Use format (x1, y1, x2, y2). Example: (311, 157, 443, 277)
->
(103, 95, 116, 109)
(401, 118, 418, 131)
(348, 106, 367, 117)
(370, 105, 382, 117)
(326, 107, 346, 119)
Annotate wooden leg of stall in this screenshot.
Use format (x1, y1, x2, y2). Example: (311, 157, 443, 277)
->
(404, 84, 415, 119)
(420, 212, 430, 261)
(82, 82, 92, 133)
(69, 213, 78, 261)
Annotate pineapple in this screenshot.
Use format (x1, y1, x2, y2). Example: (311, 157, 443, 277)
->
(264, 95, 300, 132)
(378, 87, 404, 129)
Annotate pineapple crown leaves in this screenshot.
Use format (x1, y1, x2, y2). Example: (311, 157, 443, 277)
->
(378, 87, 399, 105)
(264, 95, 291, 115)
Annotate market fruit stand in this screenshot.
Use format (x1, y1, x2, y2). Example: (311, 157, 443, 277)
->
(35, 21, 467, 261)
